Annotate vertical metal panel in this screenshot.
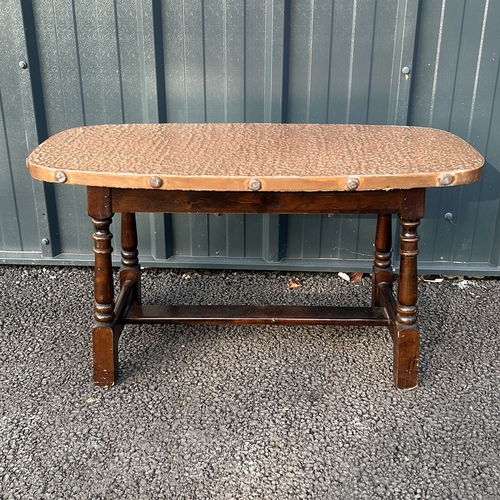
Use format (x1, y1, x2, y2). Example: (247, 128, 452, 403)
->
(161, 0, 285, 123)
(286, 0, 418, 126)
(387, 0, 420, 125)
(411, 0, 500, 272)
(487, 73, 500, 268)
(203, 1, 245, 123)
(0, 0, 55, 258)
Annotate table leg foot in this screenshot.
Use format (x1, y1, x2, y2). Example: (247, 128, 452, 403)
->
(392, 324, 419, 389)
(93, 326, 119, 387)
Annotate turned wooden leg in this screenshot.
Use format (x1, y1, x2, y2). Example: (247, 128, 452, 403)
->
(372, 214, 393, 307)
(393, 217, 420, 389)
(120, 212, 141, 305)
(91, 215, 118, 387)
(88, 187, 118, 387)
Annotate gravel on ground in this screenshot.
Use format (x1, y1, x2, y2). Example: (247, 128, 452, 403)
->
(1, 266, 499, 499)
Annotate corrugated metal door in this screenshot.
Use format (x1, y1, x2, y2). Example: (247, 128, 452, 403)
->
(1, 0, 499, 275)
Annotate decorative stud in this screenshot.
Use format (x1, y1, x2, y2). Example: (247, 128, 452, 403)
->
(248, 179, 262, 191)
(55, 171, 67, 183)
(438, 173, 454, 186)
(345, 177, 360, 191)
(149, 176, 163, 189)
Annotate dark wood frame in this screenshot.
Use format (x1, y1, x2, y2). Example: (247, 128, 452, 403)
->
(87, 186, 425, 390)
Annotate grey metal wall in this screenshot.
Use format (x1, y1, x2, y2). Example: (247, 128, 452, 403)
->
(1, 0, 499, 274)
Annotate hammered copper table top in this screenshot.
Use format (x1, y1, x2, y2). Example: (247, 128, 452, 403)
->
(26, 123, 483, 192)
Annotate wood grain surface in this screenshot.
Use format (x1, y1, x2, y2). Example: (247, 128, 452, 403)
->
(27, 123, 483, 192)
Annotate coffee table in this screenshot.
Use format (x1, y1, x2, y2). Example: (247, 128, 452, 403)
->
(27, 123, 483, 388)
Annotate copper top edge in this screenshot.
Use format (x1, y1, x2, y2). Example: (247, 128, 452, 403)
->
(27, 123, 484, 192)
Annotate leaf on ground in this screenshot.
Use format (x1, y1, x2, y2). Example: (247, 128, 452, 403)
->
(349, 272, 363, 283)
(339, 272, 363, 283)
(287, 278, 302, 289)
(422, 276, 444, 283)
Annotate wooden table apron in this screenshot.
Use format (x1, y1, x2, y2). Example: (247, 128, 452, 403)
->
(87, 186, 426, 390)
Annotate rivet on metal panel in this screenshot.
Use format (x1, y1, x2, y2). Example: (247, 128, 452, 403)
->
(345, 177, 360, 191)
(55, 171, 67, 183)
(18, 61, 28, 69)
(41, 238, 50, 245)
(402, 66, 410, 80)
(248, 179, 262, 191)
(149, 176, 163, 189)
(439, 173, 455, 186)
(444, 212, 456, 225)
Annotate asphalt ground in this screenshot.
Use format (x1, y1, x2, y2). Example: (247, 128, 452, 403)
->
(1, 265, 499, 499)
